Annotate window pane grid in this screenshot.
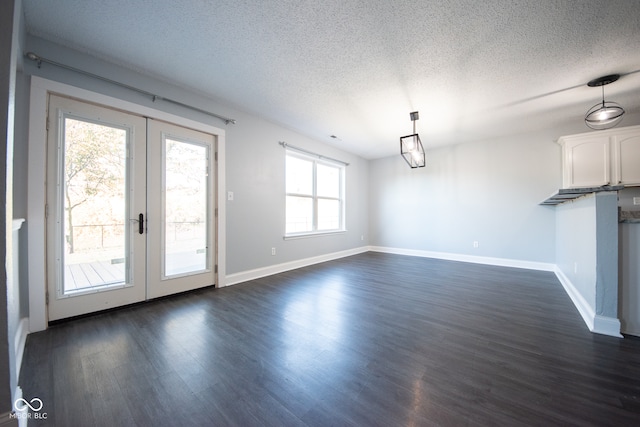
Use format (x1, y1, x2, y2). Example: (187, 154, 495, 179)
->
(285, 151, 344, 235)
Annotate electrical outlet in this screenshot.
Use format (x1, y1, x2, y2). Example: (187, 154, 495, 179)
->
(227, 191, 234, 201)
(634, 197, 640, 206)
(361, 235, 364, 241)
(473, 241, 479, 248)
(271, 247, 276, 256)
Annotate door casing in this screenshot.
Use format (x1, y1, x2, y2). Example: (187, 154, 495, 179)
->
(27, 76, 227, 330)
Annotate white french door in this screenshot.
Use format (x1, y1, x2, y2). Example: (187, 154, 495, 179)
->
(46, 95, 216, 321)
(146, 118, 215, 299)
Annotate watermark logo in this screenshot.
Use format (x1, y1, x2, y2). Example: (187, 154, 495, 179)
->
(11, 397, 48, 420)
(15, 398, 43, 412)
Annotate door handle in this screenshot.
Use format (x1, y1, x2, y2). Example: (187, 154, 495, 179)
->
(131, 214, 144, 234)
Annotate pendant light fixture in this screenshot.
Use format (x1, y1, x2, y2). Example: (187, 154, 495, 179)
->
(584, 74, 625, 130)
(400, 111, 425, 168)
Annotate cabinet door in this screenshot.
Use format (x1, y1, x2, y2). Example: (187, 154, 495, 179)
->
(613, 134, 640, 186)
(564, 137, 610, 188)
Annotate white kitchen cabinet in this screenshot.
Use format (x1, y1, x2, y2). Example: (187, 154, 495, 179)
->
(613, 132, 640, 186)
(559, 125, 640, 188)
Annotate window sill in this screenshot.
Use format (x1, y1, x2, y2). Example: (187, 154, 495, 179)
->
(283, 230, 346, 240)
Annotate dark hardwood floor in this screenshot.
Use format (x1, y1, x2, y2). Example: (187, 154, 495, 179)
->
(19, 252, 640, 426)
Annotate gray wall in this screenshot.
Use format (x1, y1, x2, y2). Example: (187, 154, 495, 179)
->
(556, 192, 620, 328)
(0, 0, 15, 415)
(556, 193, 598, 309)
(225, 118, 368, 274)
(368, 114, 640, 265)
(369, 128, 565, 262)
(619, 188, 640, 335)
(14, 71, 29, 317)
(3, 0, 24, 415)
(21, 36, 369, 279)
(595, 192, 619, 319)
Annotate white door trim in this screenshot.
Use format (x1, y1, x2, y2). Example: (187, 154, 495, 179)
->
(27, 76, 227, 332)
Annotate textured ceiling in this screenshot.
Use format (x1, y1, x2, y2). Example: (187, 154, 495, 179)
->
(22, 0, 640, 159)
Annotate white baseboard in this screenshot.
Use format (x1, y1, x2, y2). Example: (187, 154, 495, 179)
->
(14, 318, 28, 384)
(554, 267, 595, 330)
(593, 315, 623, 338)
(224, 246, 369, 287)
(369, 246, 556, 271)
(554, 267, 622, 338)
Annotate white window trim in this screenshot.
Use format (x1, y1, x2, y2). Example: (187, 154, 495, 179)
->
(283, 230, 347, 240)
(285, 149, 346, 238)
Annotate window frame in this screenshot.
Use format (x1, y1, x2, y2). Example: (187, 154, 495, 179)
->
(285, 149, 346, 238)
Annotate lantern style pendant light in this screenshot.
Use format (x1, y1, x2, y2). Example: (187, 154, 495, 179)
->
(400, 111, 425, 168)
(585, 74, 625, 130)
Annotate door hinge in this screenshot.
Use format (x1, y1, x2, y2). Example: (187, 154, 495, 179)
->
(46, 115, 49, 131)
(214, 265, 218, 274)
(45, 292, 49, 305)
(45, 204, 48, 219)
(215, 151, 218, 161)
(215, 208, 218, 217)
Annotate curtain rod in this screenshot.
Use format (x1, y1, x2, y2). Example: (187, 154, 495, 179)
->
(279, 141, 349, 166)
(25, 52, 237, 125)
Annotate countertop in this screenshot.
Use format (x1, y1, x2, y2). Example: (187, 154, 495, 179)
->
(620, 210, 640, 224)
(540, 185, 624, 206)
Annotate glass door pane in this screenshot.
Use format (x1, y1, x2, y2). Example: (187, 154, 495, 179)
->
(47, 94, 147, 322)
(146, 118, 215, 300)
(62, 117, 128, 294)
(164, 138, 208, 276)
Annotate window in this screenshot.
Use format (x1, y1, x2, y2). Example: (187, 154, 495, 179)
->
(286, 150, 345, 236)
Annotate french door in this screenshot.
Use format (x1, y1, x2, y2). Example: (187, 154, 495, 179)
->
(46, 95, 216, 321)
